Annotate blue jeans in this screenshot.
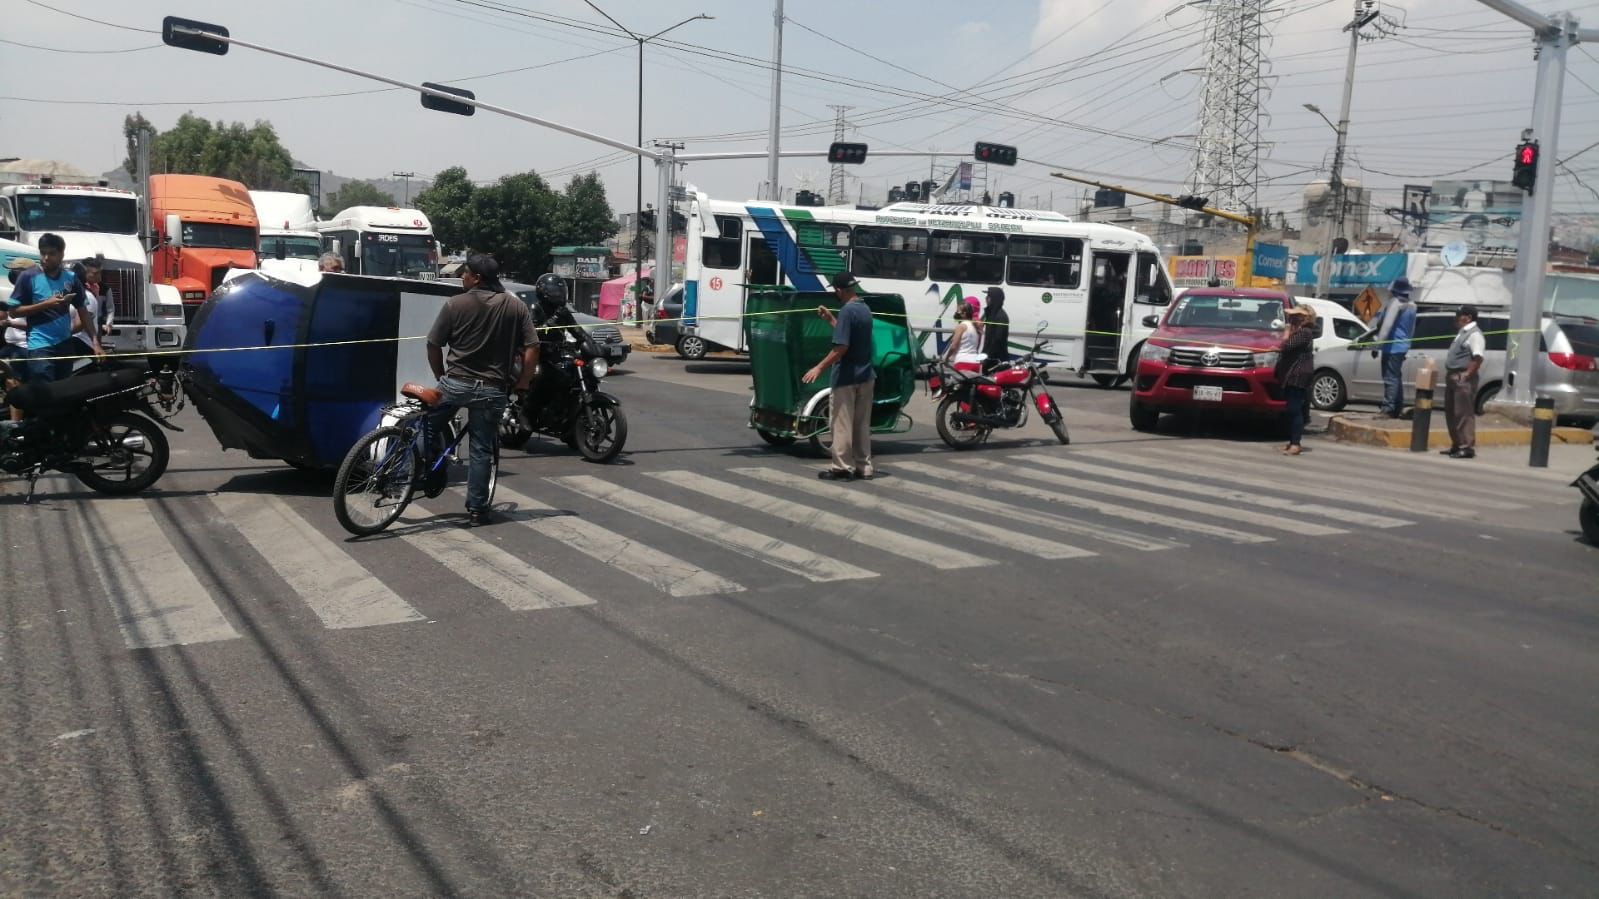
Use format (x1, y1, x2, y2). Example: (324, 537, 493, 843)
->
(1285, 386, 1308, 446)
(437, 376, 508, 512)
(24, 340, 78, 383)
(1380, 352, 1405, 414)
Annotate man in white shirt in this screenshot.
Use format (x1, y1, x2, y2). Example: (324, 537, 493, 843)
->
(1442, 304, 1486, 460)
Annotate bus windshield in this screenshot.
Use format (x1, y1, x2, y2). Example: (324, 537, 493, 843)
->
(260, 235, 323, 260)
(17, 194, 139, 234)
(361, 232, 435, 277)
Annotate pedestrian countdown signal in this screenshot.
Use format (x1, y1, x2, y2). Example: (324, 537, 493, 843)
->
(1513, 140, 1539, 193)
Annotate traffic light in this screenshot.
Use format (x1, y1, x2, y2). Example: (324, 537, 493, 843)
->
(421, 82, 476, 117)
(827, 142, 868, 165)
(974, 142, 1018, 166)
(162, 16, 229, 55)
(1175, 195, 1210, 211)
(1513, 140, 1539, 193)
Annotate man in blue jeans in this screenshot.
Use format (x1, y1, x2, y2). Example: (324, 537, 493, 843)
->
(426, 254, 537, 527)
(1374, 277, 1417, 417)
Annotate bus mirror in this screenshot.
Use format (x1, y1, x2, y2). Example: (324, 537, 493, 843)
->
(165, 214, 183, 248)
(1141, 314, 1159, 328)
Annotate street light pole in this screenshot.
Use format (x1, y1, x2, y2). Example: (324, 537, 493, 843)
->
(766, 0, 785, 201)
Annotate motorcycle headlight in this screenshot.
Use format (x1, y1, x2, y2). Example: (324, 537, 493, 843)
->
(590, 357, 610, 379)
(1253, 351, 1280, 369)
(1140, 343, 1171, 363)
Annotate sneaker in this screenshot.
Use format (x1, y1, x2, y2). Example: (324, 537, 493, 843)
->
(818, 468, 853, 481)
(463, 509, 494, 527)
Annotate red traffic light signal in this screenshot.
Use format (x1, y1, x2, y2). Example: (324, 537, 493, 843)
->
(974, 141, 1018, 166)
(827, 142, 868, 165)
(1513, 140, 1539, 193)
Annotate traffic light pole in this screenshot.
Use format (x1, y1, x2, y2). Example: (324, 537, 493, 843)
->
(1047, 171, 1260, 287)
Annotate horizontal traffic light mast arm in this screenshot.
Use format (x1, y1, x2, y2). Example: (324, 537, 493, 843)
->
(1048, 171, 1256, 228)
(676, 149, 968, 162)
(161, 20, 662, 162)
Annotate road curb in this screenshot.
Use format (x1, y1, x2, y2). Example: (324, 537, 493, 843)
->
(1328, 414, 1594, 449)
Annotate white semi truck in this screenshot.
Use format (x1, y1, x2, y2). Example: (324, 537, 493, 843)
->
(250, 189, 322, 278)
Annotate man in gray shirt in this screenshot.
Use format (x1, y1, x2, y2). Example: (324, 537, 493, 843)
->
(804, 271, 876, 480)
(426, 254, 537, 525)
(1441, 304, 1486, 460)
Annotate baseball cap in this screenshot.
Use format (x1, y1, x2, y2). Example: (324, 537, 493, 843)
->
(829, 271, 860, 290)
(1390, 277, 1412, 297)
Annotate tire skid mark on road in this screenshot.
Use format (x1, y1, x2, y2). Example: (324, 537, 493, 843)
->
(548, 475, 877, 583)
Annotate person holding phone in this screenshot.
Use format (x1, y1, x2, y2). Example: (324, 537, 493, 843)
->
(4, 233, 82, 383)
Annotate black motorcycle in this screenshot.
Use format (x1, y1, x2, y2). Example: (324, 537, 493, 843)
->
(0, 360, 177, 502)
(1575, 432, 1599, 544)
(499, 333, 627, 463)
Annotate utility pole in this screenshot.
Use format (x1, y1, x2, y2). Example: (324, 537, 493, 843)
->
(765, 0, 785, 201)
(1474, 1, 1597, 418)
(827, 105, 851, 206)
(1313, 1, 1385, 299)
(652, 141, 683, 333)
(390, 171, 414, 205)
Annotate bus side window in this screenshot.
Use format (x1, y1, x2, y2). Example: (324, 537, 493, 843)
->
(1006, 237, 1081, 288)
(1134, 251, 1173, 305)
(703, 215, 742, 270)
(851, 226, 928, 281)
(930, 231, 1005, 284)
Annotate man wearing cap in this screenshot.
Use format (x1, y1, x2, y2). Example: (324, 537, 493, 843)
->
(1374, 278, 1417, 417)
(980, 286, 1010, 372)
(804, 271, 875, 480)
(1441, 304, 1485, 460)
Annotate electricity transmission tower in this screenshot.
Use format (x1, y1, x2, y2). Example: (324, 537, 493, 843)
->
(828, 105, 852, 206)
(1187, 0, 1268, 215)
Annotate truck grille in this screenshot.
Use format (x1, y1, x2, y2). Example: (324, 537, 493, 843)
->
(1169, 347, 1253, 369)
(101, 263, 143, 321)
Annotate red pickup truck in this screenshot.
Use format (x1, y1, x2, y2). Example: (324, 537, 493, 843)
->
(1129, 287, 1299, 432)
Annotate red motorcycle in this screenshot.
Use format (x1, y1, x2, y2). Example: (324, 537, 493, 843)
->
(928, 331, 1069, 449)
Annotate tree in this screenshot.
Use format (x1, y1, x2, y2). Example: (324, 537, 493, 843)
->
(325, 180, 396, 211)
(553, 173, 619, 246)
(121, 112, 155, 179)
(120, 112, 306, 192)
(414, 167, 475, 253)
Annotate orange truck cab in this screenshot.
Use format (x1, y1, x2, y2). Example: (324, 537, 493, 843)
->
(149, 174, 258, 320)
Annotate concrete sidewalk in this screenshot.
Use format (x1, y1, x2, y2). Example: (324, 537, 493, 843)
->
(1329, 408, 1594, 451)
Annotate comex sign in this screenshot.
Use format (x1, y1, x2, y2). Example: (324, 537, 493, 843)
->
(1294, 253, 1407, 286)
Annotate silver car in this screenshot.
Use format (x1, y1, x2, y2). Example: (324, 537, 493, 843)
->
(1310, 310, 1599, 423)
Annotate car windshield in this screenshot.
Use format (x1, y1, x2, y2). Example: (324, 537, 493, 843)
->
(17, 194, 138, 234)
(1166, 294, 1285, 330)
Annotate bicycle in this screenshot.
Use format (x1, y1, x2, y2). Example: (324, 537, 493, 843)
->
(332, 382, 499, 536)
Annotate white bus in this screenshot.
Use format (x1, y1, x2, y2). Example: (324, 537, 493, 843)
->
(318, 206, 436, 278)
(681, 194, 1176, 383)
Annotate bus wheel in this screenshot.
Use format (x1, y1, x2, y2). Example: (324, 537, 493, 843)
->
(1091, 374, 1119, 388)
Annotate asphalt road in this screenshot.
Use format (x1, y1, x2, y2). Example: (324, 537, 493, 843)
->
(2, 355, 1595, 898)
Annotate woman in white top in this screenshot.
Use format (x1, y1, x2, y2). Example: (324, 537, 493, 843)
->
(942, 298, 985, 371)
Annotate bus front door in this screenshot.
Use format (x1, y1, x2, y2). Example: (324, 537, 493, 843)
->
(1087, 252, 1131, 372)
(739, 234, 783, 352)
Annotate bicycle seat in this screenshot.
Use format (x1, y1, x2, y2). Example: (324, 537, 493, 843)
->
(401, 382, 443, 406)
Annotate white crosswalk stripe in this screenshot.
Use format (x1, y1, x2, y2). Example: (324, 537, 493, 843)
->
(493, 484, 744, 596)
(210, 492, 426, 629)
(874, 464, 1178, 552)
(1284, 441, 1580, 490)
(75, 499, 240, 650)
(404, 500, 596, 610)
(729, 467, 1097, 560)
(984, 457, 1348, 537)
(1113, 445, 1498, 516)
(948, 458, 1274, 544)
(549, 475, 877, 582)
(649, 471, 994, 569)
(1018, 454, 1411, 529)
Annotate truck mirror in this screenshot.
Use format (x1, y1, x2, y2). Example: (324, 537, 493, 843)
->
(165, 214, 183, 248)
(1141, 314, 1159, 328)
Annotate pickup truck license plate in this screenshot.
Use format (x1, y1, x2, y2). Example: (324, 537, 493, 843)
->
(1193, 386, 1224, 402)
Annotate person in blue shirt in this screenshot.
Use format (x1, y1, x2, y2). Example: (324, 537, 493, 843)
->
(804, 271, 876, 480)
(5, 233, 83, 383)
(1374, 277, 1418, 417)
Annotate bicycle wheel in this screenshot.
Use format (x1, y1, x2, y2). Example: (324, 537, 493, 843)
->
(334, 425, 419, 536)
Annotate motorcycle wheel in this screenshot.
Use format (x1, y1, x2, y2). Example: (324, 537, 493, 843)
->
(572, 401, 627, 463)
(935, 394, 987, 450)
(499, 403, 533, 450)
(1046, 410, 1071, 445)
(75, 412, 170, 495)
(1581, 498, 1599, 545)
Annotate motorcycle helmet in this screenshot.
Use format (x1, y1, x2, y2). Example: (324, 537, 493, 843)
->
(534, 272, 568, 311)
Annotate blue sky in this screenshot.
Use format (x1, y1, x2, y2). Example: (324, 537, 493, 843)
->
(5, 0, 1598, 226)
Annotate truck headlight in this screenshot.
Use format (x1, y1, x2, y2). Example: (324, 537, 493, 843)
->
(1140, 343, 1171, 363)
(1253, 351, 1280, 369)
(590, 358, 610, 379)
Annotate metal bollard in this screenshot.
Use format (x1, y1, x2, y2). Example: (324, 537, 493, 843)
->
(1410, 387, 1434, 452)
(1529, 395, 1555, 468)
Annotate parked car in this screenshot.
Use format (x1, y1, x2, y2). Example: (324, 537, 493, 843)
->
(440, 277, 630, 367)
(1308, 310, 1506, 415)
(1295, 297, 1371, 354)
(1129, 287, 1300, 432)
(1530, 315, 1599, 423)
(645, 285, 688, 353)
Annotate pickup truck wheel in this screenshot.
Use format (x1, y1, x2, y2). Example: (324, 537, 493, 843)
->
(1129, 397, 1159, 432)
(1310, 369, 1347, 411)
(1091, 374, 1118, 388)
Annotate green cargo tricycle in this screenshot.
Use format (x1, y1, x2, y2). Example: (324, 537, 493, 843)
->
(745, 288, 919, 455)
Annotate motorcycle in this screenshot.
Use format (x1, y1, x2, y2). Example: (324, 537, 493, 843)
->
(0, 359, 178, 502)
(1574, 430, 1599, 545)
(930, 325, 1069, 449)
(499, 331, 627, 463)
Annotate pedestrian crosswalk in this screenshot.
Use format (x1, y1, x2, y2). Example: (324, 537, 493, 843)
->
(21, 438, 1576, 653)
